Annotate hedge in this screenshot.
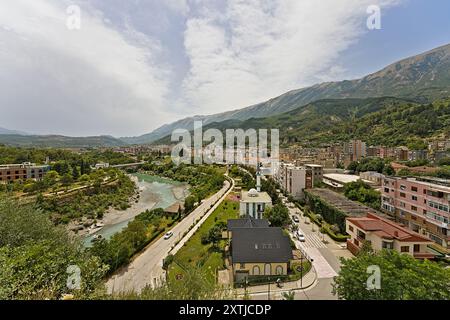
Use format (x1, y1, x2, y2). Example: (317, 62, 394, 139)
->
(304, 190, 347, 232)
(304, 209, 349, 243)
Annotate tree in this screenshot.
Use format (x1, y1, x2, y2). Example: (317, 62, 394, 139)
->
(382, 164, 395, 176)
(346, 161, 359, 172)
(0, 197, 107, 300)
(332, 250, 450, 300)
(61, 173, 74, 186)
(43, 170, 59, 188)
(438, 157, 450, 166)
(264, 204, 290, 227)
(72, 166, 80, 181)
(184, 195, 196, 213)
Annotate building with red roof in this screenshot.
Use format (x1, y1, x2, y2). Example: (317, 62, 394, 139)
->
(346, 213, 435, 259)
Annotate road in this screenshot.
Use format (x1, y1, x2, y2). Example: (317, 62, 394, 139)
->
(106, 176, 233, 294)
(280, 195, 353, 300)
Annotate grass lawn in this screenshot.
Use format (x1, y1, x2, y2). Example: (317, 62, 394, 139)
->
(168, 196, 239, 283)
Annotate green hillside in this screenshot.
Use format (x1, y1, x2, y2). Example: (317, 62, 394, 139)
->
(157, 97, 450, 148)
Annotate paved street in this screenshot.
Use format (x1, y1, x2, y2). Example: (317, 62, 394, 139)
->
(106, 177, 233, 294)
(283, 195, 353, 300)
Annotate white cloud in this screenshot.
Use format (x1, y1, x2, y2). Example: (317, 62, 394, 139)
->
(182, 0, 402, 115)
(0, 0, 172, 136)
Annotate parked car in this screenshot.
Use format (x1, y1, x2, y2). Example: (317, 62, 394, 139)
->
(296, 231, 306, 242)
(164, 231, 174, 240)
(292, 215, 299, 223)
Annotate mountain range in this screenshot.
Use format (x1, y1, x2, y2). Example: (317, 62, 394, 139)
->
(123, 43, 450, 145)
(1, 43, 450, 148)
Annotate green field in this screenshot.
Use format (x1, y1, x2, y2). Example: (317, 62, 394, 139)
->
(168, 198, 239, 283)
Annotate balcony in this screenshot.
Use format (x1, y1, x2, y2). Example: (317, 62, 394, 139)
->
(413, 252, 436, 260)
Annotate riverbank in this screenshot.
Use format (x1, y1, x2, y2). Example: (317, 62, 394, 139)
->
(81, 173, 189, 246)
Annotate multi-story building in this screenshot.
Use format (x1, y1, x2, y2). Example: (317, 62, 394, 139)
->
(344, 140, 367, 162)
(360, 171, 383, 186)
(305, 164, 324, 183)
(366, 146, 381, 158)
(346, 213, 434, 259)
(408, 150, 428, 161)
(395, 146, 409, 161)
(0, 162, 50, 183)
(381, 176, 450, 251)
(379, 146, 396, 159)
(275, 163, 313, 199)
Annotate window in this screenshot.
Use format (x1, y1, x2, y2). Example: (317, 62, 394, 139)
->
(400, 192, 406, 198)
(411, 206, 417, 211)
(411, 186, 418, 192)
(382, 241, 393, 249)
(413, 244, 420, 253)
(357, 230, 366, 240)
(400, 246, 409, 253)
(412, 195, 417, 201)
(400, 185, 406, 191)
(252, 265, 260, 276)
(275, 266, 284, 275)
(349, 225, 354, 232)
(264, 264, 271, 276)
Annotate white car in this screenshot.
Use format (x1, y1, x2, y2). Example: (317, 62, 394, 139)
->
(296, 232, 306, 242)
(164, 231, 174, 240)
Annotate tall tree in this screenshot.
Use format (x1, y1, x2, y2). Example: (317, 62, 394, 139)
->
(332, 250, 450, 300)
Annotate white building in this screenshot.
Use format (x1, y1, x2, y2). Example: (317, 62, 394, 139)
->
(275, 162, 313, 199)
(239, 188, 272, 219)
(239, 168, 272, 219)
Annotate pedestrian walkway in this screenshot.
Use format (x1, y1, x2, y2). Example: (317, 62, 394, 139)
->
(235, 266, 317, 298)
(303, 233, 327, 248)
(303, 247, 337, 279)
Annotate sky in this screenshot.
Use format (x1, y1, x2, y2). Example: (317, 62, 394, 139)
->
(0, 0, 449, 137)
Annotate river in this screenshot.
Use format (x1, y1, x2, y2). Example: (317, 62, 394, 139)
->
(83, 173, 189, 247)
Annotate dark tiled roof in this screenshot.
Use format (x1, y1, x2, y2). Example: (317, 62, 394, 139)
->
(227, 218, 269, 230)
(232, 227, 293, 263)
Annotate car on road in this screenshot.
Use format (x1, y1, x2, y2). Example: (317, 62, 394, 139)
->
(296, 231, 306, 242)
(164, 231, 174, 240)
(292, 215, 299, 223)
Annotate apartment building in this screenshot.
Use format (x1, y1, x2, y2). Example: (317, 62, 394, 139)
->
(344, 140, 367, 162)
(0, 162, 50, 183)
(305, 164, 323, 183)
(346, 213, 434, 259)
(381, 176, 450, 251)
(275, 163, 313, 199)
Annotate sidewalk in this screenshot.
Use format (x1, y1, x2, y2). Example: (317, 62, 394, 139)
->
(235, 266, 318, 297)
(170, 176, 234, 255)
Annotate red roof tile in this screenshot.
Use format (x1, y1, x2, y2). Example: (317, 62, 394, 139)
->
(347, 213, 432, 243)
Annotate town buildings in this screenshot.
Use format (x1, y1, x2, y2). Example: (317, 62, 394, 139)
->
(275, 163, 313, 199)
(343, 139, 367, 164)
(227, 218, 293, 283)
(381, 176, 450, 251)
(346, 213, 435, 259)
(239, 171, 272, 219)
(239, 189, 272, 219)
(0, 162, 50, 183)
